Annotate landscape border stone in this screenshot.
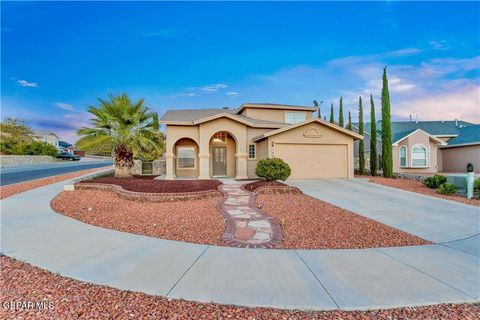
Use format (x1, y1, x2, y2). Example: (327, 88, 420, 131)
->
(74, 182, 222, 202)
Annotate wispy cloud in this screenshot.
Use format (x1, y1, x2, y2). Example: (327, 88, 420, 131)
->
(55, 102, 75, 111)
(226, 92, 239, 95)
(11, 77, 38, 88)
(430, 40, 450, 50)
(202, 84, 228, 92)
(136, 28, 180, 39)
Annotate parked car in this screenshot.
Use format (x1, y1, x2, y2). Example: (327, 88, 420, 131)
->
(57, 152, 81, 161)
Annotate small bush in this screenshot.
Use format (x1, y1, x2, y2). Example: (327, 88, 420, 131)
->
(11, 141, 59, 157)
(255, 158, 291, 181)
(436, 183, 457, 195)
(474, 178, 480, 193)
(424, 175, 447, 189)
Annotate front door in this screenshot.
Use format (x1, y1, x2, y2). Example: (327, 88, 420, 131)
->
(212, 147, 227, 176)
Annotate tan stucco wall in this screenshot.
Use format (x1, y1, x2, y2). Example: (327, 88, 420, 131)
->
(267, 122, 355, 179)
(393, 130, 439, 174)
(441, 145, 480, 173)
(199, 118, 248, 179)
(246, 128, 273, 178)
(241, 108, 313, 123)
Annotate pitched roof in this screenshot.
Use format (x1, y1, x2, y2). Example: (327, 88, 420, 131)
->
(159, 108, 286, 127)
(441, 125, 480, 147)
(392, 129, 416, 144)
(252, 118, 363, 142)
(392, 129, 446, 146)
(58, 140, 73, 148)
(236, 103, 318, 114)
(362, 120, 474, 138)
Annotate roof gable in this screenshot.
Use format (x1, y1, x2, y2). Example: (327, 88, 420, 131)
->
(392, 128, 447, 146)
(253, 118, 363, 142)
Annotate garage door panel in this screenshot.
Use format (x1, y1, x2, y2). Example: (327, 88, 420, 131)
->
(275, 144, 347, 179)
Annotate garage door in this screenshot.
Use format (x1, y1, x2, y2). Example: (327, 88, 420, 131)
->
(275, 144, 348, 179)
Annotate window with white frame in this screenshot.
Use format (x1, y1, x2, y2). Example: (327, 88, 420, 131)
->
(411, 145, 427, 167)
(177, 147, 196, 168)
(399, 146, 407, 167)
(248, 144, 256, 159)
(284, 112, 306, 124)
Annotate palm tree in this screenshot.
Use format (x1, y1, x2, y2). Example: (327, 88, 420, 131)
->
(77, 94, 160, 178)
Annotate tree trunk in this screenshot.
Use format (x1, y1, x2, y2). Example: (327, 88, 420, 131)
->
(115, 166, 132, 178)
(114, 144, 134, 178)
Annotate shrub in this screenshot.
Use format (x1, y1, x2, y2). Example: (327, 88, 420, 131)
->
(11, 141, 59, 157)
(474, 178, 480, 193)
(255, 158, 291, 181)
(436, 183, 457, 195)
(424, 175, 447, 189)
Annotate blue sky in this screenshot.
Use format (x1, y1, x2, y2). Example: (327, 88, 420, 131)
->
(2, 1, 479, 142)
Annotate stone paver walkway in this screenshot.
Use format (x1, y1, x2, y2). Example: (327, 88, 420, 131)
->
(218, 184, 282, 248)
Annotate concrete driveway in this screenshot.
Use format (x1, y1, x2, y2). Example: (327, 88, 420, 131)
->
(286, 179, 480, 244)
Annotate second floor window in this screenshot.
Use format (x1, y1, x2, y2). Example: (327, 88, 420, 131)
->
(285, 112, 306, 124)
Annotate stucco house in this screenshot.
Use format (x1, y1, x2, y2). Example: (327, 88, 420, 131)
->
(160, 103, 363, 180)
(31, 130, 60, 148)
(353, 120, 479, 174)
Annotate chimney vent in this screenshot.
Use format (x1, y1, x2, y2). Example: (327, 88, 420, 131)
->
(455, 118, 458, 127)
(409, 115, 412, 122)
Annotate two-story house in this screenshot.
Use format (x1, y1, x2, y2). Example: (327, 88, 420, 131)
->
(31, 130, 60, 148)
(160, 103, 362, 180)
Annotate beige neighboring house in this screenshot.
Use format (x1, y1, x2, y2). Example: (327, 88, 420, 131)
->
(31, 130, 60, 149)
(160, 103, 363, 180)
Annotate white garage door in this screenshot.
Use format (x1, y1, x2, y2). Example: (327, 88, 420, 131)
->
(275, 143, 348, 179)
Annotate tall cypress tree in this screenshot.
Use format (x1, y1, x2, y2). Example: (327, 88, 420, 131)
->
(329, 104, 335, 124)
(358, 97, 365, 175)
(313, 100, 321, 118)
(338, 97, 344, 127)
(369, 94, 378, 176)
(381, 67, 393, 177)
(346, 111, 352, 130)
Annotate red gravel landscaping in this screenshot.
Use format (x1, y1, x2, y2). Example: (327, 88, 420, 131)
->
(358, 175, 480, 207)
(1, 256, 479, 320)
(243, 180, 289, 192)
(256, 193, 430, 249)
(0, 167, 111, 200)
(51, 189, 225, 246)
(79, 176, 222, 193)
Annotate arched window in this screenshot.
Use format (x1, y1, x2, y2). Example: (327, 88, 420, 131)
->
(399, 146, 407, 167)
(411, 145, 427, 167)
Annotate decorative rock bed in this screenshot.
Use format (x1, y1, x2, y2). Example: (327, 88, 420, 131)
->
(75, 183, 222, 202)
(242, 180, 301, 194)
(75, 177, 223, 202)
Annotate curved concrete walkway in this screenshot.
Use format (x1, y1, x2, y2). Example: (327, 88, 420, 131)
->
(1, 174, 479, 311)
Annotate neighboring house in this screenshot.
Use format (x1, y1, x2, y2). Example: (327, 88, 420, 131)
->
(439, 124, 480, 173)
(58, 141, 76, 154)
(353, 120, 479, 174)
(31, 130, 59, 148)
(160, 103, 362, 180)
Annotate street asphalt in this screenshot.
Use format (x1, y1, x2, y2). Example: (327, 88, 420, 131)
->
(0, 159, 113, 186)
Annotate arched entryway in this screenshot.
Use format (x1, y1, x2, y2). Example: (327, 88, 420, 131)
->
(209, 131, 237, 178)
(173, 138, 199, 178)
